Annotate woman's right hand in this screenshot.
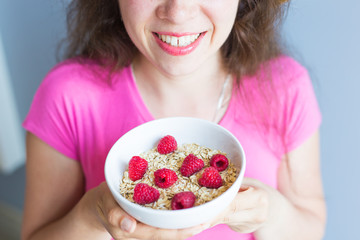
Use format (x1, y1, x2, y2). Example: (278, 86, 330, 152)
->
(23, 133, 207, 240)
(86, 182, 209, 240)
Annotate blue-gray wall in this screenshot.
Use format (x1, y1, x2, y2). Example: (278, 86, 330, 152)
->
(0, 0, 359, 239)
(283, 1, 360, 239)
(0, 0, 67, 209)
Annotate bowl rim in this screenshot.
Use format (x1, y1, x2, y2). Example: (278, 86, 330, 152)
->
(104, 117, 246, 215)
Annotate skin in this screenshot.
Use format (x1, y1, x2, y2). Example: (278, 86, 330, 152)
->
(21, 0, 326, 239)
(119, 0, 238, 76)
(120, 0, 239, 121)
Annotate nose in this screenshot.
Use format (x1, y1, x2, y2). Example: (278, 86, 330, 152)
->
(156, 0, 197, 24)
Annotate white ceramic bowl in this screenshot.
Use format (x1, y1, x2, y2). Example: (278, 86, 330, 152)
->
(104, 117, 246, 229)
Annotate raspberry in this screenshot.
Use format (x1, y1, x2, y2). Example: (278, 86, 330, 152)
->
(133, 183, 160, 205)
(180, 154, 205, 177)
(171, 192, 196, 210)
(154, 168, 178, 188)
(210, 154, 229, 172)
(128, 156, 148, 181)
(157, 135, 177, 154)
(198, 167, 223, 189)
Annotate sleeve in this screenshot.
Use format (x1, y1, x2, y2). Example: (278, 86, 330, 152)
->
(23, 63, 79, 160)
(282, 65, 322, 153)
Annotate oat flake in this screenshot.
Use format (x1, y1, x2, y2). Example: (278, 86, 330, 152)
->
(119, 143, 237, 210)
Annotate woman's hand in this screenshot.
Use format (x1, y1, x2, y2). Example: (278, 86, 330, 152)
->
(86, 182, 210, 240)
(209, 132, 326, 239)
(210, 177, 280, 234)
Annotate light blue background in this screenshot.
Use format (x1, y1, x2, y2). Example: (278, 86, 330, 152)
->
(0, 0, 359, 239)
(283, 1, 360, 239)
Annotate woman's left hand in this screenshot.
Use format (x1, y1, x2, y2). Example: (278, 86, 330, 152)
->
(208, 132, 326, 238)
(210, 177, 281, 233)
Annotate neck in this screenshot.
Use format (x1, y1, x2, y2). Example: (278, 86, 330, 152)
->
(131, 54, 231, 122)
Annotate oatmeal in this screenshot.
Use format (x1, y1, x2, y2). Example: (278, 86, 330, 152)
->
(119, 143, 237, 210)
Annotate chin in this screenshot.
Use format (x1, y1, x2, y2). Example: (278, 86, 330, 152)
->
(166, 66, 200, 77)
(155, 61, 201, 77)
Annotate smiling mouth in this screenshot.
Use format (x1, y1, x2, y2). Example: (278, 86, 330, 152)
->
(154, 32, 204, 47)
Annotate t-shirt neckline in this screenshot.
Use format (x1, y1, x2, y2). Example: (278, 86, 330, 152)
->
(126, 65, 234, 126)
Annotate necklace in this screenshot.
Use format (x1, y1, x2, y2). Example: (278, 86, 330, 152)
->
(213, 74, 232, 122)
(130, 64, 232, 122)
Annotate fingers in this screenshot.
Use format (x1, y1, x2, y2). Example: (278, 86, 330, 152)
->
(241, 177, 262, 189)
(94, 182, 137, 238)
(94, 182, 210, 240)
(96, 178, 271, 239)
(106, 206, 136, 233)
(120, 216, 137, 233)
(239, 185, 251, 192)
(129, 222, 211, 240)
(213, 181, 270, 233)
(240, 177, 272, 191)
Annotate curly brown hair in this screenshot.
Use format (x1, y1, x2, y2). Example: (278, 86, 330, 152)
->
(63, 0, 288, 79)
(62, 0, 290, 152)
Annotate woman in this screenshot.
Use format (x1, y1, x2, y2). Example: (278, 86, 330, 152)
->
(21, 0, 326, 239)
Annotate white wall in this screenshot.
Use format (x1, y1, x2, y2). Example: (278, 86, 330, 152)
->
(0, 33, 25, 174)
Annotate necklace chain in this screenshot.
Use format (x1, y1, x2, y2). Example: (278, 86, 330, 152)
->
(213, 74, 231, 122)
(131, 64, 231, 122)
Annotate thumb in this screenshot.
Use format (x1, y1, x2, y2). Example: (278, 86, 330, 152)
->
(238, 177, 261, 192)
(119, 214, 137, 233)
(98, 182, 137, 233)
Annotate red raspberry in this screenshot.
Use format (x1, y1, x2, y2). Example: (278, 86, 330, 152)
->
(157, 135, 177, 154)
(210, 154, 229, 172)
(128, 156, 148, 181)
(198, 167, 223, 189)
(171, 192, 196, 210)
(154, 168, 178, 188)
(133, 183, 160, 205)
(180, 154, 204, 177)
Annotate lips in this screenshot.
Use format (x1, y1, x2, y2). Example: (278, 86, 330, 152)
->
(153, 32, 206, 56)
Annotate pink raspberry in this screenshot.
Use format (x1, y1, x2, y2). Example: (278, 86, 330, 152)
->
(180, 154, 204, 177)
(210, 154, 229, 172)
(171, 192, 196, 210)
(198, 167, 223, 189)
(157, 135, 177, 154)
(128, 156, 148, 181)
(133, 183, 160, 205)
(154, 168, 178, 188)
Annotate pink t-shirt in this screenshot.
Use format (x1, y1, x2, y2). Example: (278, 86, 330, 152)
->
(23, 55, 321, 240)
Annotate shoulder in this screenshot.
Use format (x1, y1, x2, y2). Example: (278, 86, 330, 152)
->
(240, 55, 312, 96)
(268, 55, 306, 73)
(39, 58, 130, 100)
(266, 55, 310, 87)
(42, 58, 109, 91)
(241, 55, 313, 96)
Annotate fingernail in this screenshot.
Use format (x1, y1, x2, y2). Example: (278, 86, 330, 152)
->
(120, 217, 134, 232)
(239, 185, 250, 192)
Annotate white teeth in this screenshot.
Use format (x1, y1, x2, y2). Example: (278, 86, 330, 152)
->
(166, 35, 171, 44)
(170, 36, 177, 46)
(178, 36, 185, 47)
(157, 33, 201, 47)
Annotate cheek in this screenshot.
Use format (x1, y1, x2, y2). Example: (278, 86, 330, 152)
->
(119, 0, 154, 25)
(203, 0, 239, 19)
(118, 1, 154, 42)
(212, 14, 238, 47)
(203, 0, 239, 36)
